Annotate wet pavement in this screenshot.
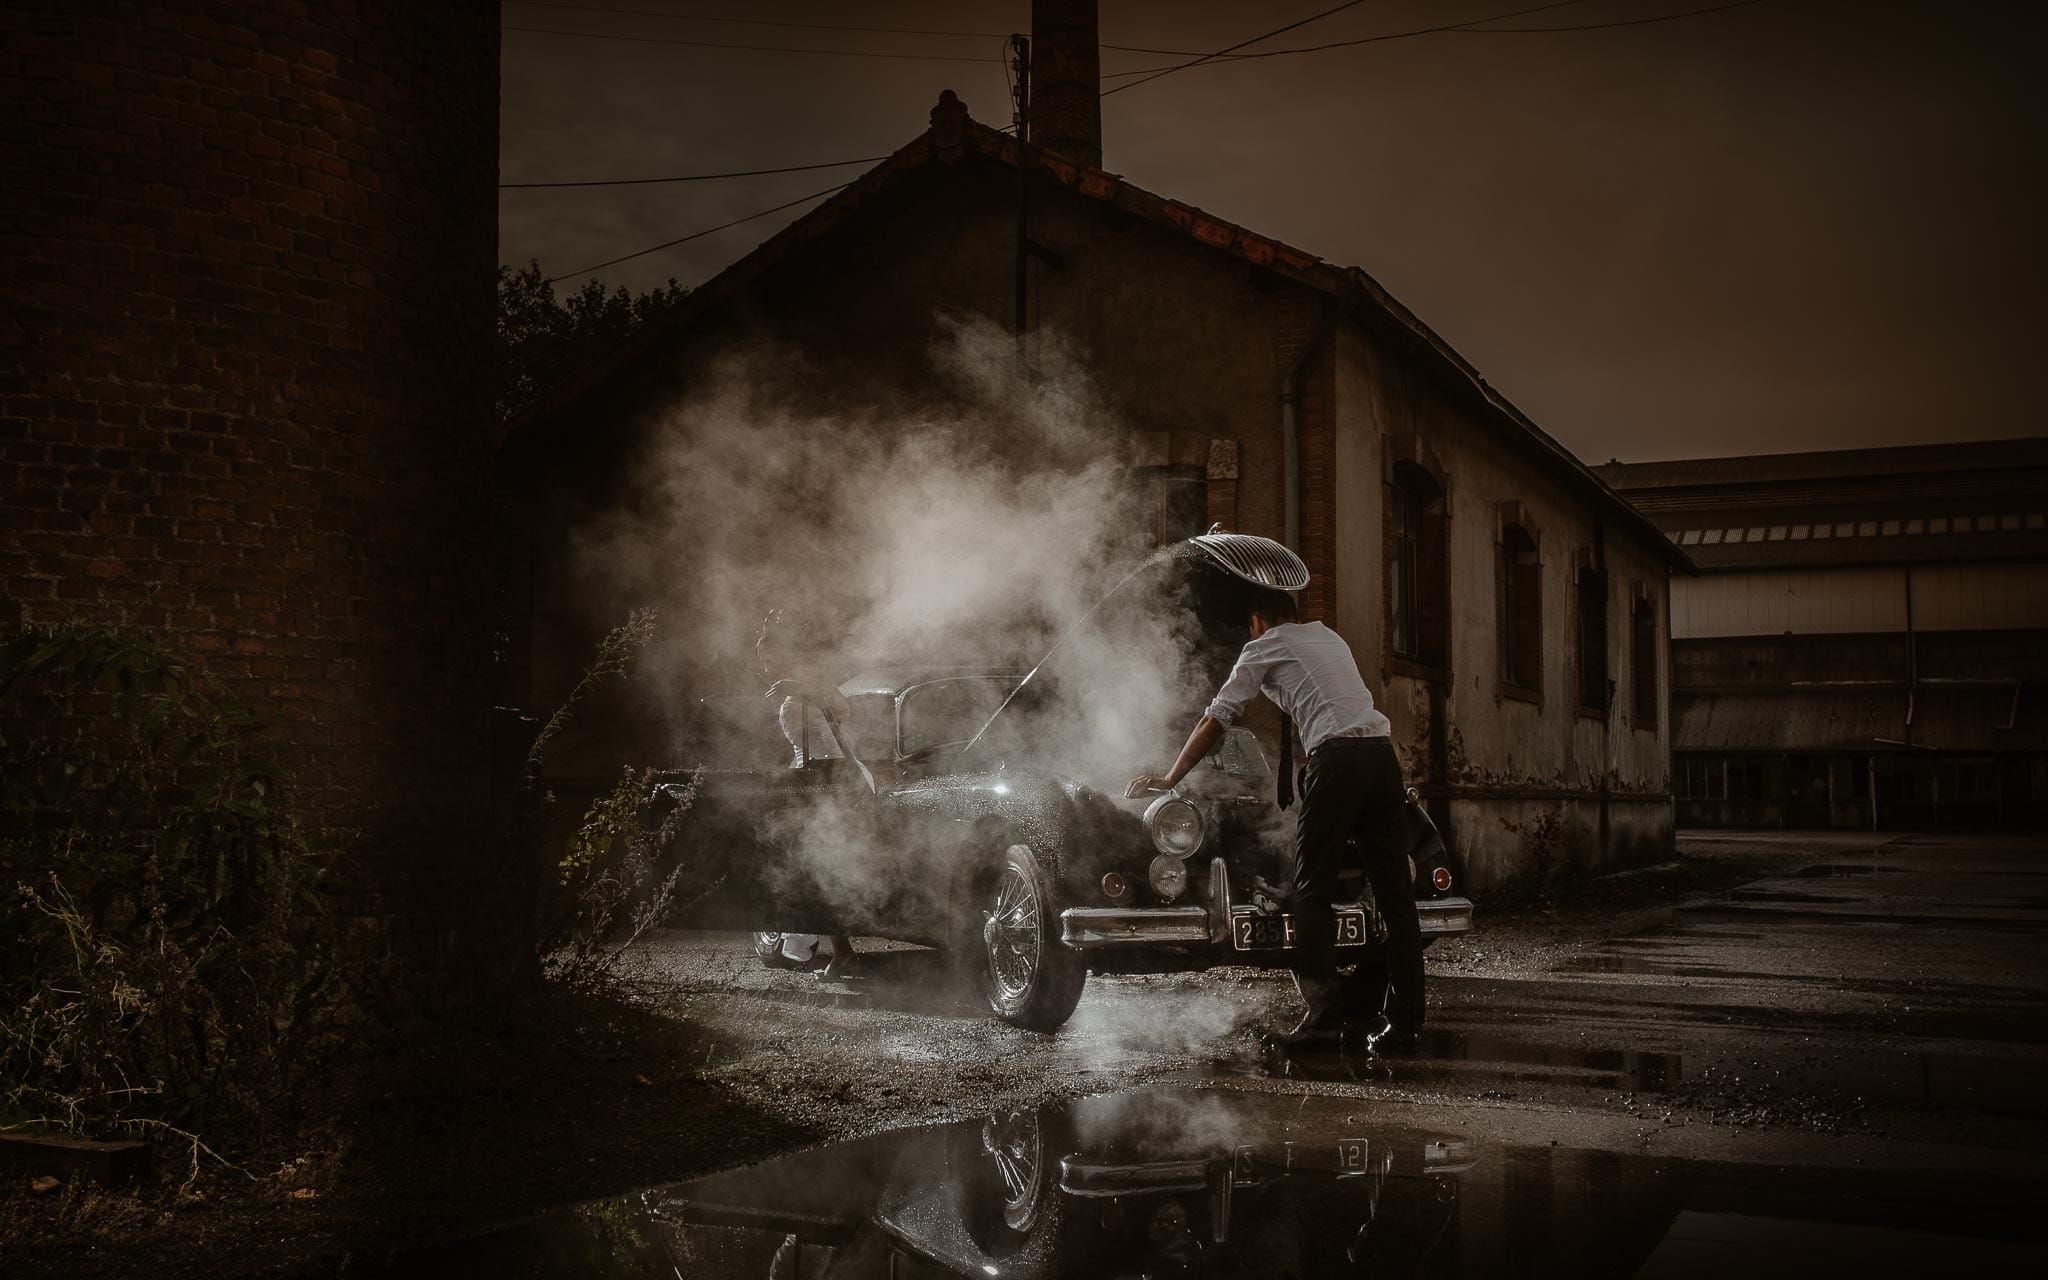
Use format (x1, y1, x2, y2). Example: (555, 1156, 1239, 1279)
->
(391, 832, 2048, 1274)
(386, 1085, 2048, 1277)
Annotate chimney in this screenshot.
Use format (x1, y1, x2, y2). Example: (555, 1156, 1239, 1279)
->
(1031, 0, 1102, 168)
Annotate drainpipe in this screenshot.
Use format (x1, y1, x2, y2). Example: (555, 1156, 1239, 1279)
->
(1278, 301, 1351, 552)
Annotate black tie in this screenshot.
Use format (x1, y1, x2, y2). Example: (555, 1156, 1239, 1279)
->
(1278, 712, 1295, 809)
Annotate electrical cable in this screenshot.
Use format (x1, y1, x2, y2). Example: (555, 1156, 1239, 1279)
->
(1092, 0, 1765, 82)
(501, 24, 1006, 64)
(500, 0, 1258, 58)
(538, 0, 1774, 276)
(1448, 0, 1768, 34)
(1094, 0, 1374, 101)
(543, 179, 854, 283)
(502, 155, 888, 190)
(1099, 0, 1586, 98)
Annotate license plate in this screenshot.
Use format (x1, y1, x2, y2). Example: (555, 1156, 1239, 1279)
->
(1231, 908, 1369, 951)
(1234, 1139, 1372, 1177)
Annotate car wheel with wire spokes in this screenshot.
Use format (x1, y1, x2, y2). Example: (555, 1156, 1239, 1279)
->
(976, 843, 1086, 1031)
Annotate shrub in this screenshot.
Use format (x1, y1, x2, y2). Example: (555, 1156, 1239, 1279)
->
(524, 608, 708, 987)
(0, 625, 351, 1158)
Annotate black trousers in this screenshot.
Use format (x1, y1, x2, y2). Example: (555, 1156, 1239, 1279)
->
(1288, 735, 1425, 1031)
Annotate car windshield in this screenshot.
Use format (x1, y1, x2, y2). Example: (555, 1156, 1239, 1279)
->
(677, 693, 847, 769)
(899, 677, 1018, 759)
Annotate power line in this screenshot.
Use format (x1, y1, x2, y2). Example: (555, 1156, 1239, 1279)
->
(1092, 0, 1764, 82)
(502, 24, 1006, 64)
(504, 0, 1001, 40)
(500, 0, 1251, 58)
(1093, 0, 1376, 102)
(544, 179, 853, 283)
(502, 154, 888, 190)
(1099, 0, 1596, 99)
(540, 1, 1775, 277)
(1449, 0, 1768, 34)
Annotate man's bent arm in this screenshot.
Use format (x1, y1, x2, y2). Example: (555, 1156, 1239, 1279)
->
(1126, 716, 1226, 797)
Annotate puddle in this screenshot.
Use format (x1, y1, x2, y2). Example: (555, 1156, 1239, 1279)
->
(1793, 863, 1880, 878)
(1556, 954, 1741, 978)
(377, 1086, 2048, 1277)
(1727, 889, 1868, 904)
(1212, 1031, 1686, 1093)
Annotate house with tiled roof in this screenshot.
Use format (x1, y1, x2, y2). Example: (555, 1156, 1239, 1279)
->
(501, 20, 1690, 887)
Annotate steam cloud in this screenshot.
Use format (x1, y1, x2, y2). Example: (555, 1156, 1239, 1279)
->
(573, 317, 1237, 921)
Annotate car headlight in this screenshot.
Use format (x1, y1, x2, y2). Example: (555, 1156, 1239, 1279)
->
(1143, 794, 1206, 857)
(1148, 853, 1188, 902)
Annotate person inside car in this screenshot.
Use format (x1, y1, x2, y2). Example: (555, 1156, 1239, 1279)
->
(1126, 589, 1423, 1055)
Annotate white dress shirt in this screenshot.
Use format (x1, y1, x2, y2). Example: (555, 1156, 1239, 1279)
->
(1203, 620, 1391, 752)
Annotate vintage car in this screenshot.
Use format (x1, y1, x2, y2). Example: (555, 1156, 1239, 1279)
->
(650, 532, 1473, 1031)
(398, 1088, 1486, 1278)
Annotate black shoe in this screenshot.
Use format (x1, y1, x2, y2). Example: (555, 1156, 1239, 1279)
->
(1265, 1010, 1346, 1051)
(1364, 1024, 1421, 1058)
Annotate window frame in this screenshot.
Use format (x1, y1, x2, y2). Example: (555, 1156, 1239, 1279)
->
(1382, 437, 1451, 683)
(1495, 501, 1542, 705)
(1574, 550, 1610, 719)
(1629, 585, 1659, 730)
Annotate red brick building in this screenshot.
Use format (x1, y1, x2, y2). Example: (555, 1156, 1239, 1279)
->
(2, 3, 510, 991)
(503, 27, 1688, 889)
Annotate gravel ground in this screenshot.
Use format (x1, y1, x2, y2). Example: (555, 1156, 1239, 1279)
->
(4, 830, 2009, 1277)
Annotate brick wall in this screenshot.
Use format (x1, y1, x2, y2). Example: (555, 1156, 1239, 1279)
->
(0, 2, 511, 995)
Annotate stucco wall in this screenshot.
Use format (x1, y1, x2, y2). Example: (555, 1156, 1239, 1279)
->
(1332, 326, 1674, 888)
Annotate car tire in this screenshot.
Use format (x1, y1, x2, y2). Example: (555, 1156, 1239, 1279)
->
(974, 843, 1087, 1032)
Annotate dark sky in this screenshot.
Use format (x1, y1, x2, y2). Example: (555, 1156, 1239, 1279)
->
(499, 0, 2045, 464)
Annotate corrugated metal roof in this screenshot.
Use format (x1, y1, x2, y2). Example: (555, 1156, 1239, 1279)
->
(1598, 438, 2048, 493)
(1672, 526, 2048, 570)
(1674, 688, 2045, 753)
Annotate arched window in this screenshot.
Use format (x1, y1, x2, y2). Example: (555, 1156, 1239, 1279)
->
(1576, 556, 1609, 714)
(1387, 461, 1447, 667)
(1499, 522, 1541, 695)
(1631, 592, 1659, 727)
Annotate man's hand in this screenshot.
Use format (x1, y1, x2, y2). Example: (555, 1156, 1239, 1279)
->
(1126, 716, 1228, 801)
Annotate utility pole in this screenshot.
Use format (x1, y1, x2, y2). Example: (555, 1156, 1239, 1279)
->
(1009, 33, 1030, 365)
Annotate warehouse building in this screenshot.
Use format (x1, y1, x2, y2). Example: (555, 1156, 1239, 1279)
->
(1599, 439, 2048, 830)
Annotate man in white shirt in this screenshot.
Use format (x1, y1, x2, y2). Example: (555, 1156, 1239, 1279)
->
(1127, 589, 1422, 1054)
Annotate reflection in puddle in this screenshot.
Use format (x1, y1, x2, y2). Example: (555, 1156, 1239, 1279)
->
(1226, 1032, 1686, 1093)
(377, 1087, 2048, 1277)
(1727, 888, 1867, 904)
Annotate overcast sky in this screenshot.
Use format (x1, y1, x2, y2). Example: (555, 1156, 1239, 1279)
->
(499, 0, 2044, 464)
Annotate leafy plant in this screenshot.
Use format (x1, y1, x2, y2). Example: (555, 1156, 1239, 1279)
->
(0, 625, 352, 1160)
(497, 261, 688, 421)
(523, 609, 716, 987)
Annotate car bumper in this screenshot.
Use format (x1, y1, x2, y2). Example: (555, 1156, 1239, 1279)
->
(1059, 857, 1474, 950)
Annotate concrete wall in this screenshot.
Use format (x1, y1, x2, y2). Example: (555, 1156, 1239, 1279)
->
(1332, 326, 1674, 889)
(1672, 561, 2048, 638)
